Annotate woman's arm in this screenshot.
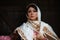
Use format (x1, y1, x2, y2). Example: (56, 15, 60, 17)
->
(10, 31, 19, 40)
(43, 24, 60, 40)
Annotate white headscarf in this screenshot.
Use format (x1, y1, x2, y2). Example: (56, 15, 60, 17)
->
(26, 3, 41, 25)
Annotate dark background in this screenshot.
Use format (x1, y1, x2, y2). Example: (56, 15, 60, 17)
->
(0, 0, 60, 38)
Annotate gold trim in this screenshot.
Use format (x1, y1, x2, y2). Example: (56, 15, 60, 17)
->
(43, 27, 53, 35)
(28, 21, 40, 32)
(43, 26, 59, 40)
(28, 21, 46, 40)
(17, 28, 27, 40)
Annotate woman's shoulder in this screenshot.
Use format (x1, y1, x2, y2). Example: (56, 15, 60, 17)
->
(41, 21, 51, 28)
(41, 21, 53, 33)
(14, 23, 26, 31)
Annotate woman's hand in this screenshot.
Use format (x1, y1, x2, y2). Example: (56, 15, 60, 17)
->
(33, 31, 47, 40)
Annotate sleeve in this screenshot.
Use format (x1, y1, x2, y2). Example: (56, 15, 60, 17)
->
(10, 27, 22, 40)
(43, 24, 60, 40)
(14, 27, 27, 40)
(46, 24, 57, 37)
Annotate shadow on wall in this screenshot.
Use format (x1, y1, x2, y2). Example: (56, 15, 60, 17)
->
(0, 7, 27, 35)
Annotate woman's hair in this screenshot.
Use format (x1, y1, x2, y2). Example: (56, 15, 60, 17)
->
(26, 3, 38, 15)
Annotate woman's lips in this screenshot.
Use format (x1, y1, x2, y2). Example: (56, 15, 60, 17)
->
(31, 16, 35, 17)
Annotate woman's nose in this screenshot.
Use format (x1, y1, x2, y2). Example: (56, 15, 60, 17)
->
(31, 11, 33, 14)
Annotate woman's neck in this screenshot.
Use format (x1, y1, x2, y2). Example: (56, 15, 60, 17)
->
(28, 19, 40, 25)
(28, 19, 38, 21)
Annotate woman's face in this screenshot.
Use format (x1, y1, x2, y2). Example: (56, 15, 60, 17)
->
(27, 7, 38, 21)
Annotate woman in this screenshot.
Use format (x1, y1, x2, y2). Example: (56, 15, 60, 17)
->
(14, 3, 59, 40)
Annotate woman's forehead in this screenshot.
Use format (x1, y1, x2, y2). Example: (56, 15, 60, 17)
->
(28, 7, 36, 10)
(27, 5, 37, 12)
(27, 4, 37, 8)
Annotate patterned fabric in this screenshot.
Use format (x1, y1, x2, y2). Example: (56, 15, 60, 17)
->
(15, 27, 27, 40)
(15, 21, 60, 40)
(28, 21, 47, 40)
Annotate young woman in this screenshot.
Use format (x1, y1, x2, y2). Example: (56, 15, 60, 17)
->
(14, 3, 59, 40)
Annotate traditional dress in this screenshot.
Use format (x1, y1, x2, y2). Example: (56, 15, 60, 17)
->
(14, 3, 59, 40)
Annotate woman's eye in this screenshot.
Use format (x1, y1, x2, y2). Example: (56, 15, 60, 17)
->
(28, 10, 31, 13)
(28, 10, 37, 13)
(33, 10, 37, 12)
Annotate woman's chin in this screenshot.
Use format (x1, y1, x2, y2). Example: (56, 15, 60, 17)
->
(30, 19, 37, 21)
